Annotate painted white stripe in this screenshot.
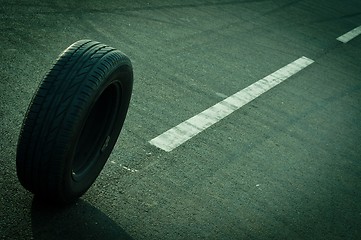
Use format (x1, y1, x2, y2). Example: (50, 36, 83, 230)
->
(149, 56, 314, 152)
(337, 25, 361, 43)
(120, 164, 138, 173)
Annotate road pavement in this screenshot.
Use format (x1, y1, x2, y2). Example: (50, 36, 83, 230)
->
(1, 0, 361, 239)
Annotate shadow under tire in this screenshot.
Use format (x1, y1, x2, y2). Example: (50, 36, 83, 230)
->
(16, 39, 133, 203)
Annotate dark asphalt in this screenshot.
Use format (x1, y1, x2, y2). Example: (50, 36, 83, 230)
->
(1, 0, 361, 239)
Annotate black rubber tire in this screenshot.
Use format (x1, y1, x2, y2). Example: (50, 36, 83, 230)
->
(16, 40, 133, 203)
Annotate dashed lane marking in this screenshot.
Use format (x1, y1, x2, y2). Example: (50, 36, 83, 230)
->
(337, 25, 361, 43)
(149, 56, 314, 152)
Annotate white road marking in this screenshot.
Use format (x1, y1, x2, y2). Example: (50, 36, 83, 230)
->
(119, 164, 139, 173)
(215, 92, 228, 98)
(149, 56, 314, 152)
(337, 25, 361, 43)
(111, 161, 139, 172)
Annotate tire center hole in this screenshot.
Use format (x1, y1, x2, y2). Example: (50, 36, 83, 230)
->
(72, 82, 120, 181)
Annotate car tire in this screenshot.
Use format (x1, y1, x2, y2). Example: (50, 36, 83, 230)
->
(16, 39, 133, 203)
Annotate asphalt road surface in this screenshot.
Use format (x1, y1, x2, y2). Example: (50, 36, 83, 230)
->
(1, 0, 361, 239)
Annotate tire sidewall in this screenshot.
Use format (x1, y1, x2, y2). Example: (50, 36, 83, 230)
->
(61, 59, 133, 202)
